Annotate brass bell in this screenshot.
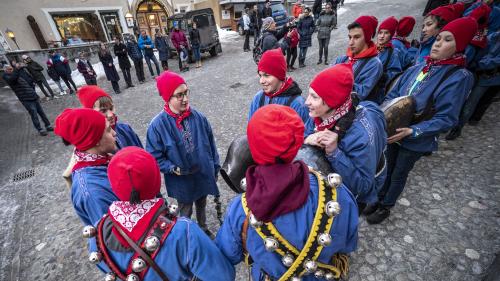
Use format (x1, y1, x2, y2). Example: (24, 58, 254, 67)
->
(281, 253, 294, 267)
(240, 178, 247, 189)
(317, 233, 332, 247)
(88, 251, 102, 264)
(304, 259, 318, 273)
(263, 237, 279, 252)
(325, 201, 341, 217)
(314, 270, 325, 278)
(291, 276, 301, 281)
(249, 213, 262, 228)
(104, 273, 116, 281)
(325, 272, 336, 280)
(168, 203, 178, 215)
(126, 273, 139, 281)
(82, 225, 97, 238)
(131, 257, 147, 272)
(144, 235, 161, 252)
(327, 173, 342, 188)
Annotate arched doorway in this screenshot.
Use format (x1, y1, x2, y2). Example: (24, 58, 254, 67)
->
(136, 0, 172, 37)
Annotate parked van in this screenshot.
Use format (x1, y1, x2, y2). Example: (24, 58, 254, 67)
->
(168, 8, 222, 58)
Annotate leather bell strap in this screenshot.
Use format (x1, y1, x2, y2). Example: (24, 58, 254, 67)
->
(111, 220, 170, 281)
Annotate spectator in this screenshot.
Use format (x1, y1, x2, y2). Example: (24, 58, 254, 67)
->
(22, 55, 56, 99)
(77, 52, 97, 85)
(138, 30, 161, 77)
(262, 1, 273, 18)
(189, 23, 202, 68)
(285, 22, 300, 71)
(126, 36, 146, 83)
(260, 17, 289, 53)
(47, 61, 67, 95)
(47, 50, 78, 94)
(297, 7, 315, 67)
(2, 64, 53, 136)
(243, 8, 251, 52)
(179, 44, 189, 72)
(171, 22, 190, 72)
(113, 37, 134, 88)
(98, 42, 121, 94)
(251, 5, 260, 46)
(154, 28, 170, 71)
(316, 3, 336, 65)
(293, 0, 304, 18)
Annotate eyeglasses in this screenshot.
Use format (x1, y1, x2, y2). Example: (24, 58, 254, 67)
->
(172, 89, 190, 100)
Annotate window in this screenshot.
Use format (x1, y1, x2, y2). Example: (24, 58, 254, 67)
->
(180, 6, 188, 13)
(193, 15, 209, 28)
(52, 13, 100, 43)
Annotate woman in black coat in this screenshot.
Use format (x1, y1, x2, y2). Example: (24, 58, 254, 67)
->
(297, 7, 315, 67)
(98, 42, 121, 94)
(113, 38, 134, 88)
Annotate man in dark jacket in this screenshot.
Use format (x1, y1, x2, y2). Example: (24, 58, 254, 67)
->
(297, 7, 315, 67)
(316, 3, 336, 65)
(2, 65, 52, 136)
(113, 37, 134, 88)
(154, 29, 170, 70)
(47, 50, 78, 94)
(260, 17, 289, 53)
(251, 5, 260, 46)
(22, 55, 55, 99)
(262, 1, 273, 18)
(126, 36, 146, 83)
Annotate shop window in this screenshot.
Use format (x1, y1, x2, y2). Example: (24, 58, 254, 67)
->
(52, 13, 99, 44)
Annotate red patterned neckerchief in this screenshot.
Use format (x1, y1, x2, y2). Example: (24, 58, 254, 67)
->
(422, 53, 466, 74)
(264, 77, 295, 98)
(314, 95, 353, 132)
(72, 150, 111, 172)
(471, 29, 488, 49)
(394, 36, 410, 48)
(109, 198, 164, 247)
(346, 41, 379, 63)
(164, 104, 192, 130)
(377, 41, 393, 52)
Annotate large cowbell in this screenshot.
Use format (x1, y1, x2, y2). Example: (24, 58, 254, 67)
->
(221, 92, 417, 194)
(220, 136, 333, 194)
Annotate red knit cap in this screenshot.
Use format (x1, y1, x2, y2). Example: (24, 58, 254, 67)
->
(108, 147, 161, 201)
(310, 63, 354, 109)
(470, 3, 492, 29)
(428, 5, 459, 24)
(257, 48, 287, 81)
(396, 16, 416, 37)
(441, 17, 479, 53)
(354, 15, 378, 43)
(54, 108, 106, 151)
(379, 16, 399, 37)
(247, 104, 304, 165)
(77, 85, 111, 109)
(156, 71, 186, 103)
(451, 2, 465, 19)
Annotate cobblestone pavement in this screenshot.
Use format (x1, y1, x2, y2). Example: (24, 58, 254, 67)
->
(1, 0, 499, 280)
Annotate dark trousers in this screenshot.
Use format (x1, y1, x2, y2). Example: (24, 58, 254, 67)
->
(35, 78, 54, 98)
(299, 47, 308, 65)
(61, 76, 77, 92)
(178, 196, 208, 230)
(243, 30, 250, 50)
(133, 58, 145, 82)
(286, 47, 298, 67)
(111, 81, 120, 93)
(160, 60, 169, 70)
(377, 144, 424, 207)
(21, 100, 51, 132)
(144, 54, 161, 76)
(85, 77, 97, 85)
(121, 67, 133, 86)
(318, 38, 330, 62)
(470, 85, 500, 122)
(254, 28, 260, 46)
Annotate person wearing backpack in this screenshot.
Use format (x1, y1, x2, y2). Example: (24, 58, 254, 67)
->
(248, 49, 313, 136)
(331, 15, 383, 102)
(365, 17, 477, 224)
(375, 16, 403, 104)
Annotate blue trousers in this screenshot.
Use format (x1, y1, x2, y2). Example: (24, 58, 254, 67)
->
(378, 144, 424, 207)
(144, 54, 161, 76)
(192, 44, 201, 61)
(299, 47, 308, 65)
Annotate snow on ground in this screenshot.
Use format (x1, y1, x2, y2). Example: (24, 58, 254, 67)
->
(218, 26, 240, 43)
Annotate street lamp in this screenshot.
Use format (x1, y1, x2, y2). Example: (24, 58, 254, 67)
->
(5, 28, 20, 50)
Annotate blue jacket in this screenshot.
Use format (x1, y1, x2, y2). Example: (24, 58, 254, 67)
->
(71, 166, 118, 226)
(414, 36, 435, 65)
(297, 15, 315, 48)
(126, 41, 143, 60)
(391, 38, 414, 69)
(215, 173, 358, 281)
(138, 35, 155, 57)
(89, 217, 236, 281)
(146, 109, 220, 203)
(385, 63, 474, 152)
(115, 122, 143, 150)
(377, 47, 403, 104)
(487, 3, 500, 35)
(333, 55, 383, 101)
(248, 83, 314, 137)
(326, 101, 387, 204)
